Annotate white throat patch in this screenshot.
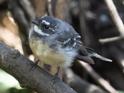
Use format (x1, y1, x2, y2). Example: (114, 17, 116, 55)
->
(33, 25, 50, 36)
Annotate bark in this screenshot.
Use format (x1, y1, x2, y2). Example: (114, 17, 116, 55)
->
(0, 43, 77, 93)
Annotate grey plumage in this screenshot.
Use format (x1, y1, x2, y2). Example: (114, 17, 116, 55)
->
(29, 16, 112, 70)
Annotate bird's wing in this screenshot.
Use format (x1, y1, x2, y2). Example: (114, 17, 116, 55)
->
(52, 24, 95, 64)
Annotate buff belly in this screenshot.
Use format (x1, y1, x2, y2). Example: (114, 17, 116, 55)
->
(29, 38, 65, 67)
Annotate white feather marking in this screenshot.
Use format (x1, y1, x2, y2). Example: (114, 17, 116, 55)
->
(73, 42, 77, 47)
(74, 38, 76, 41)
(77, 35, 81, 38)
(74, 37, 82, 44)
(63, 38, 71, 45)
(34, 25, 50, 36)
(77, 40, 82, 44)
(42, 20, 50, 25)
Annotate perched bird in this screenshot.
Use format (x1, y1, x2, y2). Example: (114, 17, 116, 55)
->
(29, 16, 111, 75)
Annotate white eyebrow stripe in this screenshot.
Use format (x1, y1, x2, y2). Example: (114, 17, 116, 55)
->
(34, 25, 50, 36)
(42, 20, 50, 25)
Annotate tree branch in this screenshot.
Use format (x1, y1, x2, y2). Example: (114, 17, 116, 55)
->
(79, 61, 118, 93)
(105, 0, 124, 37)
(65, 68, 107, 93)
(8, 0, 35, 56)
(0, 43, 77, 93)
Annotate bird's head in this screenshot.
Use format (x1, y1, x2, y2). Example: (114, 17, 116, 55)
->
(29, 16, 79, 47)
(30, 16, 62, 37)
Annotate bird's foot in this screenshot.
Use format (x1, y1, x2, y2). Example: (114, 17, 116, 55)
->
(55, 67, 63, 80)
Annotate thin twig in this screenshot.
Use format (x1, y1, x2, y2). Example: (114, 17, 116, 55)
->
(99, 36, 121, 44)
(79, 61, 118, 93)
(105, 0, 124, 37)
(8, 0, 35, 56)
(65, 68, 107, 93)
(109, 45, 124, 73)
(47, 0, 54, 16)
(79, 0, 89, 44)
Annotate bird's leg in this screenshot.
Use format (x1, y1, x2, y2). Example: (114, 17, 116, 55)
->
(30, 57, 40, 70)
(55, 66, 63, 80)
(43, 64, 51, 72)
(34, 58, 39, 65)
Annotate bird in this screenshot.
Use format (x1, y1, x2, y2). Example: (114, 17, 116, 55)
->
(29, 16, 112, 76)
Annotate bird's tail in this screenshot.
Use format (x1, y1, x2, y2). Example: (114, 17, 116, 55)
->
(77, 47, 112, 64)
(86, 47, 112, 62)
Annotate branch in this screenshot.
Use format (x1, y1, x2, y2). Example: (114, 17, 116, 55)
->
(0, 43, 77, 93)
(79, 0, 89, 43)
(105, 0, 124, 37)
(0, 0, 5, 4)
(47, 0, 54, 16)
(17, 0, 35, 22)
(54, 0, 70, 22)
(99, 36, 121, 44)
(65, 68, 107, 93)
(8, 0, 35, 55)
(79, 61, 118, 93)
(108, 45, 124, 73)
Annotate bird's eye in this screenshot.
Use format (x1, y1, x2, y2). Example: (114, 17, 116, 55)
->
(43, 24, 50, 29)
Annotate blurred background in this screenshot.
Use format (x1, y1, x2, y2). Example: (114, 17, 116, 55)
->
(0, 0, 124, 93)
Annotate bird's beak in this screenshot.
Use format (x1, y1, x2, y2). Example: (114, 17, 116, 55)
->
(32, 20, 39, 26)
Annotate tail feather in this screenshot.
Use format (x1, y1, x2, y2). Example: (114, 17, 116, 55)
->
(78, 46, 112, 64)
(76, 55, 95, 64)
(86, 47, 112, 62)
